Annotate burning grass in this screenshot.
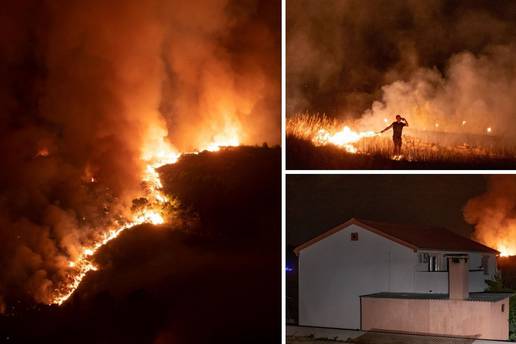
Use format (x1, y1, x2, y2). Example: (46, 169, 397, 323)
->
(287, 113, 516, 169)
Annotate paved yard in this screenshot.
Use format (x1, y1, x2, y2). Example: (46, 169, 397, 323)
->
(286, 326, 503, 344)
(287, 336, 350, 343)
(288, 332, 477, 344)
(350, 332, 476, 344)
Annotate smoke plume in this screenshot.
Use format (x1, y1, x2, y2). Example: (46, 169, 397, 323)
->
(464, 175, 516, 255)
(0, 0, 278, 306)
(288, 0, 516, 143)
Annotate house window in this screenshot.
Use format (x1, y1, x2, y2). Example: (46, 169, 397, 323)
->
(350, 232, 358, 241)
(427, 254, 447, 271)
(429, 255, 438, 271)
(418, 253, 429, 264)
(481, 255, 489, 275)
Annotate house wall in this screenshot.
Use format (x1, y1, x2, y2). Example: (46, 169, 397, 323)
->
(298, 224, 497, 329)
(361, 297, 509, 340)
(298, 224, 415, 329)
(414, 252, 495, 293)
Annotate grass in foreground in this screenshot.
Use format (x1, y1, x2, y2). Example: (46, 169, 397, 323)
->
(287, 135, 516, 170)
(287, 114, 516, 170)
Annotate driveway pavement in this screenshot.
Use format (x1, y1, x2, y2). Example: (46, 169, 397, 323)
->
(286, 326, 508, 344)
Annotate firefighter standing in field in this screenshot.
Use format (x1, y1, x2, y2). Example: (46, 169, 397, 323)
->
(379, 115, 409, 158)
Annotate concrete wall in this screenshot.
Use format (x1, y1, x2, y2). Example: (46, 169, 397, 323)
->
(298, 223, 497, 329)
(489, 299, 510, 340)
(361, 297, 509, 340)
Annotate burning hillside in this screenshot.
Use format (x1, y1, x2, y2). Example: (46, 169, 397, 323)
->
(0, 146, 280, 342)
(48, 135, 242, 306)
(0, 0, 279, 317)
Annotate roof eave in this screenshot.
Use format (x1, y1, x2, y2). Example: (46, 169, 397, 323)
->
(294, 218, 418, 256)
(293, 218, 499, 256)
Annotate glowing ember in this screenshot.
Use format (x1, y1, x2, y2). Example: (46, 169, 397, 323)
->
(487, 127, 492, 133)
(435, 123, 439, 128)
(48, 128, 242, 305)
(462, 120, 467, 126)
(312, 127, 377, 153)
(35, 147, 49, 157)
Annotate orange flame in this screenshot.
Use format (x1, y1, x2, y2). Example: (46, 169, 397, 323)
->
(49, 122, 241, 305)
(492, 242, 516, 258)
(498, 245, 512, 257)
(205, 136, 240, 152)
(50, 165, 171, 305)
(312, 127, 377, 154)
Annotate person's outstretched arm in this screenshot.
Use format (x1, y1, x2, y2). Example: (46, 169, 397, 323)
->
(379, 124, 393, 134)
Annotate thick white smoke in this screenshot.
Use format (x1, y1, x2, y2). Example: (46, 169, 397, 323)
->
(358, 44, 516, 144)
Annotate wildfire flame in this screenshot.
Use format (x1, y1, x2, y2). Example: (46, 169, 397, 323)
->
(48, 128, 240, 305)
(498, 245, 513, 258)
(312, 127, 377, 153)
(288, 114, 505, 159)
(490, 240, 516, 258)
(206, 137, 240, 152)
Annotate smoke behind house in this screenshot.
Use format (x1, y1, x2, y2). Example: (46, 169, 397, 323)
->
(287, 0, 516, 142)
(464, 175, 516, 255)
(0, 0, 279, 307)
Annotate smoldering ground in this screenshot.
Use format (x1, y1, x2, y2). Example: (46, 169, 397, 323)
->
(288, 0, 516, 144)
(0, 0, 279, 309)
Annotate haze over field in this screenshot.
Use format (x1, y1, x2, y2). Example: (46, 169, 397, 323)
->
(288, 0, 516, 143)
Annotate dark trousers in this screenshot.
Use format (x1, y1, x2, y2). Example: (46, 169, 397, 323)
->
(393, 137, 402, 155)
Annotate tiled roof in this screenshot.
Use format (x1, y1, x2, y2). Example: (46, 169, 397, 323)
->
(361, 292, 513, 302)
(294, 218, 499, 255)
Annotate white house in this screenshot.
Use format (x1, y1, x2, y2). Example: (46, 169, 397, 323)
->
(295, 218, 500, 332)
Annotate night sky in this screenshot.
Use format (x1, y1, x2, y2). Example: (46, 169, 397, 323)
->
(287, 174, 488, 246)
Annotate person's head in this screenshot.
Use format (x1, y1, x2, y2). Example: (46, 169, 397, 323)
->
(395, 115, 401, 122)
